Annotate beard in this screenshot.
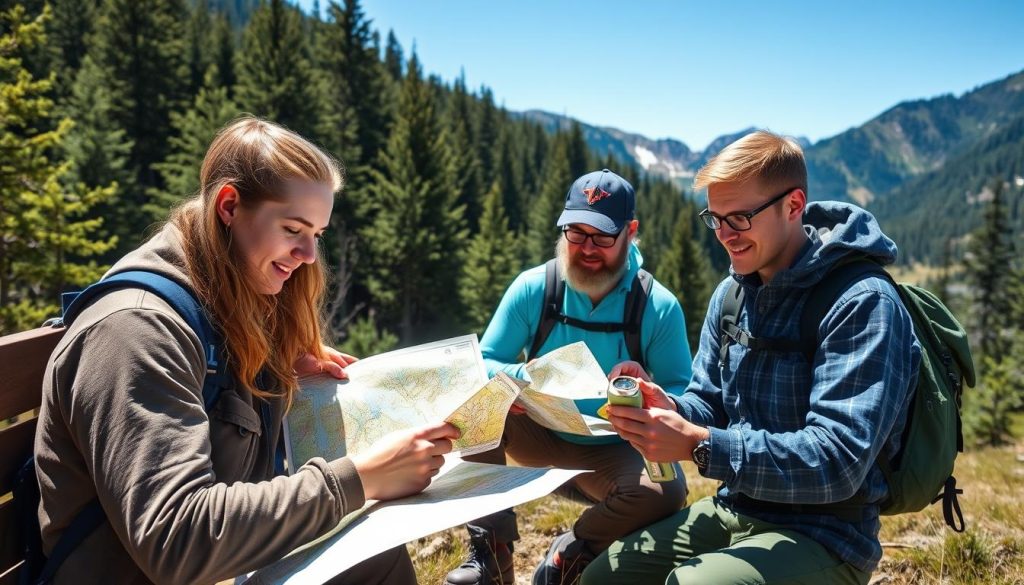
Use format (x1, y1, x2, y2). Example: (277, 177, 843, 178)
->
(556, 236, 630, 300)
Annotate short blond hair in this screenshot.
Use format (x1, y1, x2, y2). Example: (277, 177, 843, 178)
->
(693, 130, 807, 194)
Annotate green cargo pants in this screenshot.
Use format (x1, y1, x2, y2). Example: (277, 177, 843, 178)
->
(580, 496, 870, 585)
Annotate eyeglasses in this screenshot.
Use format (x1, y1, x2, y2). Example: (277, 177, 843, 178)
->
(562, 227, 622, 248)
(699, 188, 797, 231)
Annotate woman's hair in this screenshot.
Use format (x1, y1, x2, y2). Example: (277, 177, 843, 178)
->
(693, 130, 807, 194)
(169, 116, 343, 406)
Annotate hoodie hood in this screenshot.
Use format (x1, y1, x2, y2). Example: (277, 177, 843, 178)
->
(104, 224, 195, 290)
(752, 201, 898, 291)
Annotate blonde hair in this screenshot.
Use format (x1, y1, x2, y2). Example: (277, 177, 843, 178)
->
(693, 130, 807, 194)
(169, 116, 343, 406)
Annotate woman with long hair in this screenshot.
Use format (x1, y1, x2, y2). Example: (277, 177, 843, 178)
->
(34, 117, 456, 584)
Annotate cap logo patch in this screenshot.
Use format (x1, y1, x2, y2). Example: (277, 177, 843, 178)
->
(582, 186, 610, 205)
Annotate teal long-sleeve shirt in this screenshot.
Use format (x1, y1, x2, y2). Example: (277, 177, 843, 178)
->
(480, 244, 693, 445)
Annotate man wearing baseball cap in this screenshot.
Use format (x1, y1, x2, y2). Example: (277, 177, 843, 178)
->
(444, 169, 694, 585)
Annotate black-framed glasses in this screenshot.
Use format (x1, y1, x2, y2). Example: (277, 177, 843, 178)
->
(699, 187, 797, 231)
(562, 227, 622, 248)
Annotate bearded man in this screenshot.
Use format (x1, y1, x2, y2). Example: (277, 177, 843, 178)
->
(444, 169, 694, 585)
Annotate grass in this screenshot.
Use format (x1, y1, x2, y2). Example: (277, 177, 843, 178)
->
(410, 438, 1024, 584)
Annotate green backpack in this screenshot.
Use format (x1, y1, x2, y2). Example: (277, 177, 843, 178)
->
(719, 258, 976, 531)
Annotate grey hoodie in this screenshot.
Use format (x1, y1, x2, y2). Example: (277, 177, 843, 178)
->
(34, 225, 364, 584)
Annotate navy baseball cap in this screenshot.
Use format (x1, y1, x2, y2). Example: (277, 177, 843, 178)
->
(556, 169, 636, 234)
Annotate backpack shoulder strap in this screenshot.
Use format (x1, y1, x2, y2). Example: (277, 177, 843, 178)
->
(718, 280, 745, 368)
(528, 259, 564, 361)
(622, 269, 653, 367)
(797, 258, 890, 363)
(62, 270, 227, 411)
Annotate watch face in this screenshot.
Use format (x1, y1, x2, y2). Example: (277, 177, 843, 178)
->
(693, 441, 711, 470)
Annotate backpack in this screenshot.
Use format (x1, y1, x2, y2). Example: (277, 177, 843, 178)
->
(718, 258, 976, 532)
(529, 258, 654, 368)
(15, 271, 231, 584)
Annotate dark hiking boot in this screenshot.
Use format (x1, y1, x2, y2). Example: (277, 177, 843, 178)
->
(444, 524, 514, 585)
(531, 531, 595, 585)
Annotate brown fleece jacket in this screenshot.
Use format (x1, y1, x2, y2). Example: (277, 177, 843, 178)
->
(34, 226, 363, 584)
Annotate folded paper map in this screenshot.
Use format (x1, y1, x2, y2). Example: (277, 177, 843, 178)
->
(283, 335, 522, 471)
(516, 341, 616, 436)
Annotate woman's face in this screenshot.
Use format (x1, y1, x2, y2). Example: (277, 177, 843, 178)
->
(218, 180, 335, 295)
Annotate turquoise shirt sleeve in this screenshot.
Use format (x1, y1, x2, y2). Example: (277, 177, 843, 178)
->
(479, 269, 543, 381)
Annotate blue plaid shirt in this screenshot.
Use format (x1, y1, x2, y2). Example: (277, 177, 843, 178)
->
(672, 202, 921, 573)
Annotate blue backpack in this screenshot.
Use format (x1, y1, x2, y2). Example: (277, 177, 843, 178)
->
(16, 271, 230, 584)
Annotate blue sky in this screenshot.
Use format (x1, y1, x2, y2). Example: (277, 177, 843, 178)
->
(298, 1, 1024, 151)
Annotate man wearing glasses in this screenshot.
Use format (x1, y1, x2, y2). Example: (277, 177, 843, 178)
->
(444, 169, 692, 585)
(584, 131, 919, 585)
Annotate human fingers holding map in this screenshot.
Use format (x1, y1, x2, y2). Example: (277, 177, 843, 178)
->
(293, 344, 359, 379)
(350, 421, 461, 501)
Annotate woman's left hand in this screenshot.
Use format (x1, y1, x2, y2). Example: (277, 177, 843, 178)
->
(294, 345, 358, 379)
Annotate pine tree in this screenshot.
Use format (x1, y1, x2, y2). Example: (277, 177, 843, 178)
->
(492, 128, 524, 231)
(363, 54, 466, 343)
(660, 206, 714, 354)
(964, 351, 1024, 446)
(62, 54, 134, 201)
(475, 87, 500, 180)
(235, 0, 324, 141)
(447, 74, 484, 230)
(526, 133, 573, 265)
(184, 0, 214, 96)
(565, 121, 589, 178)
(0, 5, 117, 333)
(46, 0, 96, 98)
(151, 67, 239, 215)
(211, 12, 236, 95)
(69, 0, 189, 252)
(383, 29, 403, 82)
(964, 179, 1017, 363)
(342, 310, 398, 357)
(460, 180, 522, 332)
(327, 0, 391, 163)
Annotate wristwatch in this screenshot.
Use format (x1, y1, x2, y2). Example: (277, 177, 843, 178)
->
(692, 438, 712, 476)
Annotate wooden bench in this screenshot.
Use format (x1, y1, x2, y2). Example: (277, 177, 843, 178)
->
(0, 326, 65, 584)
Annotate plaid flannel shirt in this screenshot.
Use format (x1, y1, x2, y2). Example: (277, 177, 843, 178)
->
(672, 202, 921, 573)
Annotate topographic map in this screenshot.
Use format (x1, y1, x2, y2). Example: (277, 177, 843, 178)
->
(284, 335, 517, 472)
(517, 342, 614, 436)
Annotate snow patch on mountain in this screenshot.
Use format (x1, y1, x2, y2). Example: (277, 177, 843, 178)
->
(633, 145, 658, 170)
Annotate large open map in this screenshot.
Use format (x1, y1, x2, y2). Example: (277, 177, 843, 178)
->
(244, 458, 584, 584)
(284, 335, 520, 470)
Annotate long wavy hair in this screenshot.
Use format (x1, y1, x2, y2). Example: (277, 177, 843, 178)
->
(169, 117, 343, 406)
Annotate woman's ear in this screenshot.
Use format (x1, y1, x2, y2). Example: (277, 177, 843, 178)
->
(215, 184, 240, 227)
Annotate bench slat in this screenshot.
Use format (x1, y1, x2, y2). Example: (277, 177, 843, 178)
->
(0, 327, 64, 420)
(0, 497, 23, 583)
(0, 418, 37, 495)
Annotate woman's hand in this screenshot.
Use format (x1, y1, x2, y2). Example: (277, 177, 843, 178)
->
(350, 422, 461, 501)
(294, 345, 358, 379)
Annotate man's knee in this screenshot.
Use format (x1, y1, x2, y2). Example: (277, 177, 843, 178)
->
(621, 475, 687, 519)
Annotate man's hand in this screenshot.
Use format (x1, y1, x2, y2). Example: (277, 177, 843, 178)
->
(294, 345, 358, 379)
(609, 360, 651, 382)
(350, 422, 460, 501)
(607, 398, 710, 463)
